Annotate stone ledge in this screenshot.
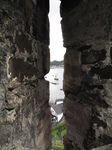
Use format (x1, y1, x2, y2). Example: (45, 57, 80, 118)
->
(91, 144, 112, 150)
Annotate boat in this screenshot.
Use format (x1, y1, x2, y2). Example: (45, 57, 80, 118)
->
(54, 77, 59, 80)
(54, 75, 59, 80)
(50, 82, 58, 85)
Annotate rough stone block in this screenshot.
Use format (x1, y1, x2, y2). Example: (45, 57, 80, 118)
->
(90, 65, 112, 79)
(63, 96, 92, 150)
(63, 50, 82, 94)
(82, 49, 106, 64)
(0, 0, 50, 149)
(9, 58, 37, 82)
(91, 144, 112, 150)
(110, 47, 112, 64)
(61, 0, 109, 47)
(37, 43, 50, 78)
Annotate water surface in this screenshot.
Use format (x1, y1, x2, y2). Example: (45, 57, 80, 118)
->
(45, 68, 64, 103)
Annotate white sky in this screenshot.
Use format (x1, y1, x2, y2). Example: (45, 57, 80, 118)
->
(49, 0, 66, 61)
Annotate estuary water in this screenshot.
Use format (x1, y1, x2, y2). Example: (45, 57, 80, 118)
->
(45, 67, 64, 103)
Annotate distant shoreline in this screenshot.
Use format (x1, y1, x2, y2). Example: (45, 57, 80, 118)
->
(50, 65, 64, 69)
(50, 60, 63, 66)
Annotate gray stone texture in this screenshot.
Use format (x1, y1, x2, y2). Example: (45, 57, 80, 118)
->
(91, 144, 112, 150)
(61, 0, 112, 149)
(1, 0, 112, 149)
(0, 0, 51, 149)
(64, 50, 82, 94)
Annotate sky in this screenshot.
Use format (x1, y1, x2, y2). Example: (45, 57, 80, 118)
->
(49, 0, 66, 61)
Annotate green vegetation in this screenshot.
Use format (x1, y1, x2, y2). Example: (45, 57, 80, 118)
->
(52, 122, 66, 150)
(52, 144, 64, 150)
(50, 60, 64, 66)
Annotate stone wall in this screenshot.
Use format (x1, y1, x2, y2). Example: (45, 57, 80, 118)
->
(0, 0, 51, 149)
(60, 0, 112, 149)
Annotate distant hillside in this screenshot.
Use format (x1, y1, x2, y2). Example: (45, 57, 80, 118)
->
(50, 60, 64, 66)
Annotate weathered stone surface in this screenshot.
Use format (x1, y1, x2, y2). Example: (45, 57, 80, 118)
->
(82, 49, 106, 64)
(8, 39, 50, 81)
(0, 0, 51, 149)
(91, 144, 112, 150)
(63, 134, 74, 150)
(1, 0, 112, 149)
(63, 49, 82, 94)
(61, 0, 112, 149)
(63, 95, 92, 150)
(110, 47, 112, 63)
(61, 0, 109, 47)
(60, 0, 81, 15)
(9, 58, 37, 82)
(0, 78, 51, 149)
(90, 65, 112, 79)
